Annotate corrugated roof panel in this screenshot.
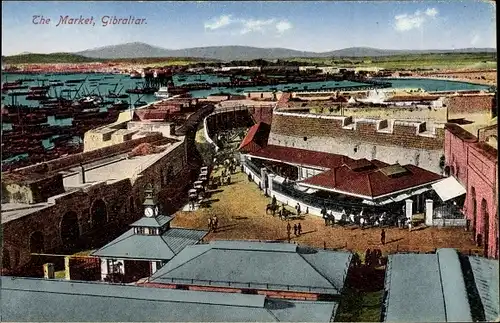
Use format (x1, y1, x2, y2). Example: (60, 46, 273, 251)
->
(384, 254, 447, 322)
(436, 248, 473, 322)
(468, 256, 500, 322)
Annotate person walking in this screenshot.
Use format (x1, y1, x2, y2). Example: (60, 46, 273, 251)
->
(272, 195, 277, 207)
(208, 217, 213, 232)
(212, 215, 218, 232)
(330, 211, 335, 226)
(295, 203, 301, 216)
(297, 223, 302, 235)
(322, 210, 328, 226)
(293, 224, 298, 236)
(381, 229, 386, 245)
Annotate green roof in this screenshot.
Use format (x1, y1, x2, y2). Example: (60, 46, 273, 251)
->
(1, 277, 338, 322)
(130, 215, 173, 228)
(151, 240, 352, 295)
(383, 248, 472, 322)
(468, 256, 500, 322)
(92, 227, 207, 260)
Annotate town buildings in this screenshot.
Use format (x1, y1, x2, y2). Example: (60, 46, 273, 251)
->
(92, 184, 207, 282)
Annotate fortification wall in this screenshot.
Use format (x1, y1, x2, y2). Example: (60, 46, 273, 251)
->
(310, 105, 448, 122)
(269, 113, 445, 173)
(445, 95, 495, 114)
(8, 134, 166, 177)
(2, 139, 189, 272)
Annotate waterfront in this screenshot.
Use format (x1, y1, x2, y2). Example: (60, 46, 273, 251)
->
(2, 73, 492, 106)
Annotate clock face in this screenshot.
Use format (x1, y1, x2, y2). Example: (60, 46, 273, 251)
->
(145, 207, 154, 217)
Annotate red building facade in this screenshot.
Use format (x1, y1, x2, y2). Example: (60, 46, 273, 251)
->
(444, 124, 498, 259)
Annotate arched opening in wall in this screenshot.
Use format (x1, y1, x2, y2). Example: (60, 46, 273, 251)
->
(90, 199, 108, 229)
(481, 199, 489, 257)
(471, 187, 477, 239)
(444, 166, 451, 177)
(30, 231, 44, 255)
(2, 248, 10, 270)
(60, 211, 80, 248)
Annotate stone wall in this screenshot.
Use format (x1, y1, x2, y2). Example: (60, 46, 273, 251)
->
(269, 113, 445, 173)
(445, 95, 495, 114)
(8, 134, 166, 177)
(1, 139, 189, 271)
(2, 174, 65, 204)
(477, 124, 498, 142)
(445, 126, 498, 259)
(311, 105, 448, 122)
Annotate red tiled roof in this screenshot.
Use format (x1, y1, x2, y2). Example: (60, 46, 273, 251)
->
(301, 163, 442, 198)
(238, 122, 271, 154)
(248, 145, 352, 169)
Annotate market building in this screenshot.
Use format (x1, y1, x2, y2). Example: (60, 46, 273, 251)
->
(92, 184, 207, 282)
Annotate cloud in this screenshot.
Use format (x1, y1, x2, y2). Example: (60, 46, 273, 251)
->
(204, 15, 292, 35)
(275, 20, 292, 33)
(204, 15, 233, 30)
(394, 8, 439, 32)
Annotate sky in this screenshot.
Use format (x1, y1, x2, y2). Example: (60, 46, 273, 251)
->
(1, 1, 497, 55)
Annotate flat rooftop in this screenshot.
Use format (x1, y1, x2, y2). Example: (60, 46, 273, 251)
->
(1, 202, 53, 223)
(62, 141, 180, 189)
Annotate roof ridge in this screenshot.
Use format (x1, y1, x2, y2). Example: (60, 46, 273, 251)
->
(367, 173, 373, 197)
(153, 245, 213, 277)
(296, 253, 340, 294)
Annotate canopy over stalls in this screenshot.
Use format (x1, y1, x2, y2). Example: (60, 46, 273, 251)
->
(431, 177, 466, 202)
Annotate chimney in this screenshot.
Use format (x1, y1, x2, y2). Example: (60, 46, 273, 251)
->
(79, 164, 86, 184)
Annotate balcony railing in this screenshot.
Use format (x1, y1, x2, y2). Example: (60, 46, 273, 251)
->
(244, 159, 262, 178)
(151, 276, 339, 294)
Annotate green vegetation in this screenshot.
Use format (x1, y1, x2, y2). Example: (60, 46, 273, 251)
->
(335, 289, 384, 322)
(3, 51, 496, 70)
(2, 53, 104, 64)
(286, 52, 497, 70)
(2, 54, 217, 65)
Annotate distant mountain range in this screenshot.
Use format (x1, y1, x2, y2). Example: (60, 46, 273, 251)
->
(75, 42, 496, 61)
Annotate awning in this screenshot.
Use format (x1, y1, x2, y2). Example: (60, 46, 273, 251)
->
(431, 177, 466, 202)
(273, 175, 286, 184)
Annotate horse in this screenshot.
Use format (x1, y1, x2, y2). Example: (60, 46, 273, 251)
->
(266, 203, 279, 216)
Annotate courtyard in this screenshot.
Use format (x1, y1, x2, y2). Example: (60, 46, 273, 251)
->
(172, 170, 482, 256)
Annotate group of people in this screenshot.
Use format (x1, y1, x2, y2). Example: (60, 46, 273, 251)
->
(286, 221, 303, 236)
(208, 215, 219, 232)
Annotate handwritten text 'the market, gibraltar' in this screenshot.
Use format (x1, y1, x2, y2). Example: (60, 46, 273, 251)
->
(32, 15, 147, 27)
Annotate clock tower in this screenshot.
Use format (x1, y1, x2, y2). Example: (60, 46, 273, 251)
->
(143, 183, 159, 218)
